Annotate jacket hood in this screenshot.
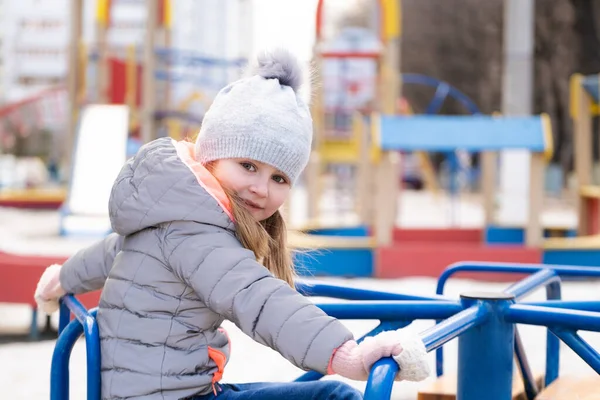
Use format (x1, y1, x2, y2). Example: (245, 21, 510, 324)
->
(108, 137, 235, 236)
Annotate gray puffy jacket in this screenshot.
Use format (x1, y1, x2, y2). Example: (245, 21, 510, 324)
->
(59, 137, 354, 400)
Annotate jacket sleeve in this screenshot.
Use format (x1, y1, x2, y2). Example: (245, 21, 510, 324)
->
(59, 233, 125, 294)
(168, 232, 354, 374)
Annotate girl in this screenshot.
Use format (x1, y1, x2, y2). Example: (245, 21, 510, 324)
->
(34, 49, 429, 400)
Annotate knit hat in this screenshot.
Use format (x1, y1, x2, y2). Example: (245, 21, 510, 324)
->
(195, 49, 313, 185)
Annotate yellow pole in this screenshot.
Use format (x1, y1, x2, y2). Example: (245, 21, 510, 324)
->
(126, 44, 138, 131)
(95, 0, 110, 103)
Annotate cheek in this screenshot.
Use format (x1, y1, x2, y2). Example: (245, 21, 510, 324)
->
(214, 165, 245, 192)
(268, 186, 290, 210)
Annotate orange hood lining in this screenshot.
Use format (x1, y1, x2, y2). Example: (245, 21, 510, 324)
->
(172, 139, 234, 221)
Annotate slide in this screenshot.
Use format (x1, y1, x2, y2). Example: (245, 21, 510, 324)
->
(60, 104, 129, 237)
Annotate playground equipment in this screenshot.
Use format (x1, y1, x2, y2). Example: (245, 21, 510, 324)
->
(0, 1, 245, 210)
(293, 112, 555, 280)
(0, 1, 246, 336)
(540, 73, 600, 267)
(304, 0, 400, 222)
(67, 0, 247, 152)
(290, 0, 577, 280)
(569, 73, 600, 237)
(0, 86, 68, 208)
(59, 104, 129, 237)
(50, 262, 600, 400)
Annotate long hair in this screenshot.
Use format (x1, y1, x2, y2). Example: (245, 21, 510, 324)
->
(205, 162, 296, 287)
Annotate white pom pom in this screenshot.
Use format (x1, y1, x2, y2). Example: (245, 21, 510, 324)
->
(251, 48, 304, 92)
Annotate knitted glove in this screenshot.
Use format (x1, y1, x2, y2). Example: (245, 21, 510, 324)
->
(329, 328, 430, 382)
(34, 264, 66, 314)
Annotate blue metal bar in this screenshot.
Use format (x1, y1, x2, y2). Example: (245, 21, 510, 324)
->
(58, 300, 71, 335)
(316, 301, 463, 321)
(513, 329, 538, 400)
(435, 263, 545, 349)
(502, 270, 561, 398)
(437, 262, 600, 296)
(505, 304, 600, 332)
(435, 262, 600, 377)
(364, 358, 399, 400)
(62, 295, 92, 324)
(522, 300, 600, 312)
(401, 73, 482, 114)
(458, 295, 515, 400)
(503, 269, 560, 300)
(29, 307, 39, 340)
(84, 309, 101, 400)
(502, 269, 562, 394)
(51, 319, 82, 400)
(52, 296, 101, 400)
(297, 281, 451, 302)
(421, 304, 489, 353)
(431, 304, 489, 376)
(545, 282, 561, 386)
(425, 82, 450, 114)
(550, 328, 600, 374)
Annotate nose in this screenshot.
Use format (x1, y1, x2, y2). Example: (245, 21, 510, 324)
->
(249, 178, 268, 198)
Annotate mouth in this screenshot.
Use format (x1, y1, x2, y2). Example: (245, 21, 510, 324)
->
(242, 199, 264, 211)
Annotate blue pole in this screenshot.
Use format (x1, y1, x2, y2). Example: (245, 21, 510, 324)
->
(364, 359, 399, 400)
(545, 282, 561, 386)
(458, 292, 515, 400)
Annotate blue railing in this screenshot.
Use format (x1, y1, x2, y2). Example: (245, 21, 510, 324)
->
(51, 263, 600, 400)
(51, 297, 101, 400)
(435, 262, 600, 394)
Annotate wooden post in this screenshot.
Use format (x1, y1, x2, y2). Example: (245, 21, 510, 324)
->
(77, 41, 88, 105)
(306, 152, 321, 222)
(481, 151, 497, 226)
(66, 0, 84, 179)
(526, 152, 545, 247)
(374, 151, 400, 246)
(306, 50, 324, 222)
(572, 75, 593, 235)
(141, 0, 159, 143)
(95, 19, 108, 103)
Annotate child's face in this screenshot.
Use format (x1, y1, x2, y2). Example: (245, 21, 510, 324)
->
(211, 158, 291, 221)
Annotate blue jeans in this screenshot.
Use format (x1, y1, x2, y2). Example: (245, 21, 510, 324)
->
(193, 381, 363, 400)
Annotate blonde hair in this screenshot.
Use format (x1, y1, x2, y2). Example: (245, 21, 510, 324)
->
(204, 162, 296, 287)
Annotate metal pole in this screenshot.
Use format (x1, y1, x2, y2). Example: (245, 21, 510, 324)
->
(498, 0, 535, 225)
(502, 0, 534, 115)
(457, 292, 515, 400)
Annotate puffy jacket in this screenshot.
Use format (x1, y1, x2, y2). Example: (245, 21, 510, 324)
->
(59, 137, 354, 400)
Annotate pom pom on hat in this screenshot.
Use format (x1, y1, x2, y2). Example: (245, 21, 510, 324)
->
(195, 49, 313, 185)
(251, 48, 304, 92)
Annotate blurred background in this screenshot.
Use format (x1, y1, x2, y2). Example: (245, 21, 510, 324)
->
(2, 1, 600, 399)
(1, 0, 599, 195)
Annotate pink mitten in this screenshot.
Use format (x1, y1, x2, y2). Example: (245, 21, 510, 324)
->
(328, 330, 404, 381)
(329, 329, 431, 382)
(34, 264, 66, 314)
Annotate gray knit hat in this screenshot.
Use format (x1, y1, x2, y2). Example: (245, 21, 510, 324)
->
(195, 49, 313, 184)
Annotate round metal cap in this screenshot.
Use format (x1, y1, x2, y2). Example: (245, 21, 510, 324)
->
(460, 291, 515, 300)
